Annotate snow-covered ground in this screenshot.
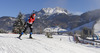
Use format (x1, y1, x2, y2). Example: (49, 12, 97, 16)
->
(94, 19, 100, 36)
(0, 34, 99, 53)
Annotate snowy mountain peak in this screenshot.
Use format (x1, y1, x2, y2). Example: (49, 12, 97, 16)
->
(40, 7, 68, 15)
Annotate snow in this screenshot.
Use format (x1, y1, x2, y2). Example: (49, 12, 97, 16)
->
(9, 17, 16, 21)
(42, 7, 68, 15)
(44, 26, 67, 32)
(94, 19, 100, 36)
(71, 21, 95, 32)
(0, 33, 99, 53)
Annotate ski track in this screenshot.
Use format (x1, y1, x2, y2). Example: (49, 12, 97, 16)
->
(0, 34, 99, 53)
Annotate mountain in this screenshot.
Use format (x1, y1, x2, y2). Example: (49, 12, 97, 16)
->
(36, 7, 68, 19)
(38, 7, 68, 15)
(80, 9, 100, 23)
(34, 8, 100, 33)
(71, 21, 95, 32)
(0, 8, 100, 33)
(0, 16, 16, 31)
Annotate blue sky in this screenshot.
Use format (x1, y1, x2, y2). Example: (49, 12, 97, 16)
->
(0, 0, 100, 17)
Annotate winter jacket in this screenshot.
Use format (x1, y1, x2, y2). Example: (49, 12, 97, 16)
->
(25, 17, 35, 24)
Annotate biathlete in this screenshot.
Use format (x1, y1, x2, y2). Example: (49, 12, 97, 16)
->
(18, 13, 36, 39)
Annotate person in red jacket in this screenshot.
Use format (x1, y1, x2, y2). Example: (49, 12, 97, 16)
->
(18, 13, 36, 39)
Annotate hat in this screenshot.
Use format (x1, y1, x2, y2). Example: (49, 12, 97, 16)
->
(32, 13, 36, 16)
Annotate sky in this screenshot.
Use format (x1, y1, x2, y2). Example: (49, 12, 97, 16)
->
(0, 0, 100, 17)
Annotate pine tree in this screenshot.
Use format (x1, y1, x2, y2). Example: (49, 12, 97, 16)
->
(12, 12, 24, 34)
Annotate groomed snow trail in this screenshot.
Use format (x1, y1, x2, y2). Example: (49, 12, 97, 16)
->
(0, 34, 99, 53)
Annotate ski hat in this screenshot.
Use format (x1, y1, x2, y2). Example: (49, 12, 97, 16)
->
(32, 13, 36, 16)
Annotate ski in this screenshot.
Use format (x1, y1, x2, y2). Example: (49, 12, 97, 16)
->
(27, 38, 34, 39)
(17, 37, 22, 40)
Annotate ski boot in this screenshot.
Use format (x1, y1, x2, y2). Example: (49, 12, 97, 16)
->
(29, 32, 33, 39)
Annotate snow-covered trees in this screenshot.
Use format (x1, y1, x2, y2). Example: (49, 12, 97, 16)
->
(12, 12, 24, 34)
(0, 29, 7, 33)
